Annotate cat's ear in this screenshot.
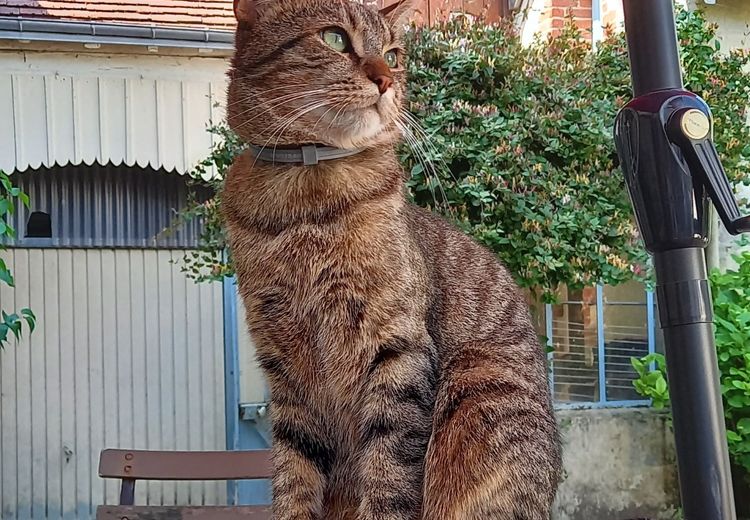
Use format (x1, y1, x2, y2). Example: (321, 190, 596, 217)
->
(379, 0, 417, 28)
(234, 0, 257, 25)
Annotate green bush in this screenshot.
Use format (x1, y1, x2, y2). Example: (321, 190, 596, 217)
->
(632, 252, 750, 483)
(631, 353, 670, 409)
(403, 18, 644, 299)
(179, 8, 750, 299)
(175, 125, 243, 283)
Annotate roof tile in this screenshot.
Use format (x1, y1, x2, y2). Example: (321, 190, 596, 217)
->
(4, 0, 237, 30)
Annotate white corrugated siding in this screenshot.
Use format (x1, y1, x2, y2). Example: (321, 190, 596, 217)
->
(0, 249, 227, 519)
(237, 298, 268, 406)
(0, 50, 228, 176)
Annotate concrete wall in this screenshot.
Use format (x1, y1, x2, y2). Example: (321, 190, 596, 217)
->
(553, 408, 680, 520)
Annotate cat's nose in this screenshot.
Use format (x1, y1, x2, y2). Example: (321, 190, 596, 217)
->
(371, 74, 393, 95)
(362, 58, 393, 95)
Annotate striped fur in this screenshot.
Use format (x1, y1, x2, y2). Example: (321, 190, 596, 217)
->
(223, 1, 561, 519)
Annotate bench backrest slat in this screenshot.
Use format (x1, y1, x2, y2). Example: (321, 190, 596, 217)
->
(98, 449, 273, 481)
(97, 506, 271, 519)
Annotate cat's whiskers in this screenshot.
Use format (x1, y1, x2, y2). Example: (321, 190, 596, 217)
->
(311, 101, 345, 134)
(396, 119, 442, 206)
(225, 83, 315, 105)
(395, 119, 442, 212)
(229, 94, 311, 129)
(232, 96, 328, 137)
(326, 101, 353, 132)
(396, 121, 438, 207)
(416, 138, 453, 215)
(400, 110, 457, 185)
(248, 100, 334, 172)
(400, 118, 455, 216)
(247, 100, 323, 166)
(231, 90, 329, 129)
(235, 86, 327, 107)
(271, 101, 333, 158)
(224, 85, 314, 115)
(398, 111, 457, 216)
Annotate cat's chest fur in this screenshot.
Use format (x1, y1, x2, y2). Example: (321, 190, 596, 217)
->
(232, 194, 428, 401)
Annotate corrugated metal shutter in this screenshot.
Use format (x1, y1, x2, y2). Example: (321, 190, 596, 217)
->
(7, 163, 209, 249)
(0, 248, 227, 518)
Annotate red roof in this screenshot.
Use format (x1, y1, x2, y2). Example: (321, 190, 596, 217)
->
(0, 0, 237, 31)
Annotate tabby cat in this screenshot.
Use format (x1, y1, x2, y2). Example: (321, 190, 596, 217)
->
(222, 0, 562, 518)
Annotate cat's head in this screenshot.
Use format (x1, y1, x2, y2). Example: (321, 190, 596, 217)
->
(227, 0, 415, 150)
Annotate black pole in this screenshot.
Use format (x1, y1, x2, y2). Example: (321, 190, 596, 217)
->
(654, 250, 735, 519)
(623, 1, 683, 96)
(616, 1, 742, 519)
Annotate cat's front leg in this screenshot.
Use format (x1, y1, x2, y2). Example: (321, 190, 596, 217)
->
(270, 398, 333, 520)
(356, 338, 437, 520)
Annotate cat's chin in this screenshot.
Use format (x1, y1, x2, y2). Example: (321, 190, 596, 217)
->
(323, 107, 400, 150)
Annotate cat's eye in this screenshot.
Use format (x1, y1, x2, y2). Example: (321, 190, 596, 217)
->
(322, 28, 350, 53)
(384, 50, 399, 69)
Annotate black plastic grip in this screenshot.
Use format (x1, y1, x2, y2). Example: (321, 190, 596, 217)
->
(667, 107, 750, 236)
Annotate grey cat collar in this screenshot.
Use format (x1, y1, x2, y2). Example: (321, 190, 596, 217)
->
(248, 144, 364, 166)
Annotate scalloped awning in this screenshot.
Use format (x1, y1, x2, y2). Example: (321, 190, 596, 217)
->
(0, 47, 228, 176)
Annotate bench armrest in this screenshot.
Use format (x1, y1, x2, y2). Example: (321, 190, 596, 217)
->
(98, 449, 273, 506)
(99, 449, 273, 481)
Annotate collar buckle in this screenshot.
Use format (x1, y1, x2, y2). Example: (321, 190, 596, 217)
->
(301, 145, 320, 166)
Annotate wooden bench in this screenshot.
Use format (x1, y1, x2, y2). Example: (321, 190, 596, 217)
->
(97, 449, 273, 519)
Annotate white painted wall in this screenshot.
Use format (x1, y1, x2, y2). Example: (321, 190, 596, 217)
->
(0, 249, 227, 519)
(519, 0, 548, 46)
(692, 0, 750, 269)
(689, 0, 750, 49)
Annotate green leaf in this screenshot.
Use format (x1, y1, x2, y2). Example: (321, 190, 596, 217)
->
(655, 377, 668, 395)
(21, 308, 35, 333)
(738, 418, 750, 433)
(6, 317, 21, 340)
(0, 266, 14, 287)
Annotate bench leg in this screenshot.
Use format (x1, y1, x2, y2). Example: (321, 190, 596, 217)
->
(120, 479, 136, 506)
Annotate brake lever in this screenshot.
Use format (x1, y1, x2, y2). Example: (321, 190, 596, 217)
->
(667, 107, 750, 235)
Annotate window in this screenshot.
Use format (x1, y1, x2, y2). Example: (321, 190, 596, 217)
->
(6, 163, 210, 249)
(546, 281, 659, 408)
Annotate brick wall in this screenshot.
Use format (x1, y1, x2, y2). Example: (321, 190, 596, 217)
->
(0, 0, 601, 38)
(538, 0, 593, 39)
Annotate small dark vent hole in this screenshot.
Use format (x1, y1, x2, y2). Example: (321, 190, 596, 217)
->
(26, 211, 52, 238)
